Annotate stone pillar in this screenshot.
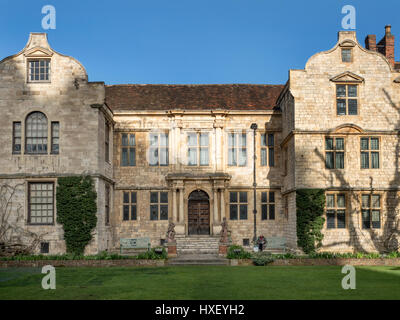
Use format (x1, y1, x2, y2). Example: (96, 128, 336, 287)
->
(179, 188, 184, 223)
(172, 188, 177, 222)
(220, 189, 225, 220)
(213, 189, 219, 223)
(216, 127, 222, 171)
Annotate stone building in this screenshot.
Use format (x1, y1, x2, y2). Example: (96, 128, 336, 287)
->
(0, 26, 399, 255)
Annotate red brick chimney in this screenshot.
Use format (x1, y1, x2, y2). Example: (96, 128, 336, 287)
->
(377, 25, 395, 67)
(365, 34, 376, 51)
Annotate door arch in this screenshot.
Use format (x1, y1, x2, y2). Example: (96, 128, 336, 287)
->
(188, 190, 210, 235)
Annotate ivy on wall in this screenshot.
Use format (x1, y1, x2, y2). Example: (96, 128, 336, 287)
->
(296, 189, 325, 254)
(56, 176, 97, 255)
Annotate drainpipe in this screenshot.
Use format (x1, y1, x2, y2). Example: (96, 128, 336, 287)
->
(250, 123, 258, 244)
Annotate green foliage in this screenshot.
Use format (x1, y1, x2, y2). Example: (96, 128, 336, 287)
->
(251, 252, 275, 266)
(136, 248, 167, 260)
(226, 245, 252, 259)
(296, 189, 326, 254)
(56, 176, 97, 255)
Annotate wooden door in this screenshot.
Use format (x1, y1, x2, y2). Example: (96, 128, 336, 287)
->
(188, 200, 210, 235)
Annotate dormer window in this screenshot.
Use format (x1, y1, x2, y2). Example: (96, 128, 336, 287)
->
(28, 59, 50, 82)
(336, 84, 358, 115)
(341, 48, 352, 62)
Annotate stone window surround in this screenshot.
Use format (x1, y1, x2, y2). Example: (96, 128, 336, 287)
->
(360, 192, 382, 230)
(325, 192, 347, 229)
(227, 131, 248, 167)
(360, 136, 380, 169)
(12, 111, 60, 156)
(336, 83, 359, 116)
(148, 131, 170, 167)
(122, 191, 137, 221)
(27, 58, 51, 83)
(261, 190, 275, 220)
(325, 135, 345, 169)
(260, 132, 275, 167)
(184, 130, 211, 167)
(341, 48, 353, 63)
(26, 179, 56, 226)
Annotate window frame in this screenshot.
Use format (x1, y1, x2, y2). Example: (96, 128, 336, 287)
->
(261, 191, 275, 220)
(186, 132, 210, 166)
(27, 59, 51, 83)
(336, 83, 358, 116)
(227, 132, 247, 167)
(50, 121, 59, 154)
(150, 191, 169, 221)
(325, 136, 345, 169)
(123, 191, 137, 221)
(25, 111, 48, 155)
(229, 191, 248, 220)
(360, 193, 381, 229)
(105, 184, 110, 226)
(148, 132, 169, 167)
(121, 133, 136, 167)
(105, 122, 110, 163)
(325, 192, 347, 229)
(27, 181, 55, 225)
(12, 121, 22, 154)
(360, 136, 380, 169)
(341, 48, 352, 63)
(260, 133, 275, 167)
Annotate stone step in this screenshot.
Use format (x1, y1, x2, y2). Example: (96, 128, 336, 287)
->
(168, 254, 229, 266)
(177, 249, 219, 254)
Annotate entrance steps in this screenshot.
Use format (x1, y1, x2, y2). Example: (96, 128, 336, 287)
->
(175, 235, 220, 255)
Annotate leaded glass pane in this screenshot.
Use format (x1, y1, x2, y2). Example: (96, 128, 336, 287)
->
(372, 210, 380, 228)
(239, 204, 247, 220)
(372, 195, 380, 208)
(326, 194, 335, 208)
(361, 152, 369, 169)
(122, 134, 128, 146)
(129, 148, 136, 166)
(261, 204, 268, 220)
(228, 148, 236, 166)
(26, 112, 48, 154)
(348, 99, 358, 115)
(230, 204, 238, 220)
(160, 192, 168, 203)
(187, 133, 197, 146)
(238, 148, 247, 166)
(121, 148, 128, 166)
(150, 192, 158, 203)
(160, 205, 168, 220)
(348, 85, 357, 97)
(337, 210, 346, 228)
(239, 192, 247, 203)
(230, 192, 237, 203)
(261, 148, 267, 166)
(327, 211, 335, 228)
(336, 85, 346, 97)
(131, 205, 137, 220)
(269, 192, 275, 203)
(336, 138, 344, 150)
(160, 133, 168, 146)
(228, 133, 235, 147)
(131, 192, 137, 203)
(269, 204, 275, 220)
(188, 148, 197, 165)
(129, 134, 135, 146)
(199, 133, 209, 146)
(159, 148, 168, 166)
(123, 192, 129, 204)
(239, 133, 246, 147)
(362, 209, 370, 229)
(199, 148, 209, 166)
(370, 138, 379, 150)
(337, 194, 345, 208)
(337, 99, 346, 115)
(123, 205, 129, 220)
(336, 152, 344, 169)
(269, 148, 274, 166)
(150, 205, 158, 220)
(261, 134, 267, 147)
(261, 192, 267, 203)
(325, 138, 334, 150)
(371, 152, 379, 168)
(326, 152, 334, 169)
(360, 138, 369, 150)
(149, 147, 158, 166)
(362, 195, 370, 208)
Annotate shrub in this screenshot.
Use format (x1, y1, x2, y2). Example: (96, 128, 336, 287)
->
(296, 189, 326, 254)
(227, 245, 252, 259)
(56, 176, 97, 255)
(251, 252, 275, 266)
(136, 248, 167, 260)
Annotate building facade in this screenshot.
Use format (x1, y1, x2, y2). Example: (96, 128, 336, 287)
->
(1, 27, 399, 254)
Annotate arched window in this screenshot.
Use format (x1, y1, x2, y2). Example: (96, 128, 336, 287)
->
(25, 112, 48, 154)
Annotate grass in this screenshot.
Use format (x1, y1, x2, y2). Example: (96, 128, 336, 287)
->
(0, 266, 399, 300)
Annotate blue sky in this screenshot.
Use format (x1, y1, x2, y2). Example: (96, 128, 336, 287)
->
(1, 0, 399, 84)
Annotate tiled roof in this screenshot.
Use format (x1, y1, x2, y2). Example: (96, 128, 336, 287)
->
(105, 84, 284, 111)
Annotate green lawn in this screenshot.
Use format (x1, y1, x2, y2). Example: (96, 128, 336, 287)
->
(0, 266, 399, 300)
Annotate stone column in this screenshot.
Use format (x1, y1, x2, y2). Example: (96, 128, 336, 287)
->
(216, 126, 222, 171)
(213, 189, 219, 223)
(172, 188, 177, 222)
(179, 188, 184, 223)
(220, 189, 225, 220)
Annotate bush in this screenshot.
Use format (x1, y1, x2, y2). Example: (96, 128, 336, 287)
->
(136, 248, 167, 260)
(251, 252, 275, 266)
(296, 189, 326, 254)
(226, 245, 252, 259)
(56, 176, 97, 255)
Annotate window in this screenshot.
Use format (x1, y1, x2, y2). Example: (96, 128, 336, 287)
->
(325, 137, 344, 169)
(336, 84, 358, 115)
(12, 122, 21, 154)
(341, 48, 352, 62)
(105, 184, 110, 225)
(326, 193, 346, 229)
(228, 133, 247, 166)
(150, 192, 168, 220)
(51, 122, 59, 154)
(283, 147, 288, 176)
(121, 133, 136, 166)
(187, 132, 209, 166)
(361, 137, 379, 169)
(361, 194, 381, 229)
(28, 59, 50, 82)
(243, 239, 250, 246)
(28, 182, 54, 225)
(229, 191, 248, 220)
(105, 123, 110, 162)
(261, 133, 274, 166)
(261, 191, 275, 220)
(25, 112, 48, 154)
(149, 133, 169, 166)
(123, 191, 137, 221)
(40, 242, 49, 254)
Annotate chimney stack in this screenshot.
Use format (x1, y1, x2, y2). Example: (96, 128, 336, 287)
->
(365, 25, 395, 67)
(365, 34, 376, 51)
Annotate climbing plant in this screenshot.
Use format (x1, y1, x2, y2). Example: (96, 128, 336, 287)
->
(56, 176, 97, 255)
(296, 189, 325, 254)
